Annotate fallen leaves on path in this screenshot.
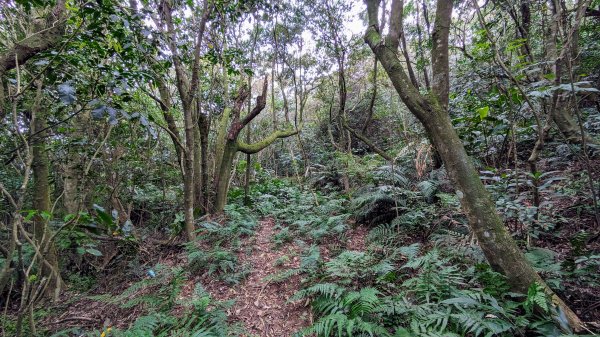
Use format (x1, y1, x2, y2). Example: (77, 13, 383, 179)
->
(200, 218, 311, 337)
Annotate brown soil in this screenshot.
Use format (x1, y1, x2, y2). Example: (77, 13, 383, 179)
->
(39, 220, 376, 336)
(345, 225, 369, 251)
(196, 218, 312, 337)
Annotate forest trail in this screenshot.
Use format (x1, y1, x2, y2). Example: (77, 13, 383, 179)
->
(200, 218, 312, 337)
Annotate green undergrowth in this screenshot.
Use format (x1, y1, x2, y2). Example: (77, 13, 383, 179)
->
(52, 205, 258, 336)
(50, 166, 599, 337)
(186, 203, 258, 284)
(52, 265, 237, 337)
(290, 243, 570, 337)
(237, 173, 597, 337)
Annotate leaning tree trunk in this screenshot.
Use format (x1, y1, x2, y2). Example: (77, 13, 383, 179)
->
(364, 0, 583, 331)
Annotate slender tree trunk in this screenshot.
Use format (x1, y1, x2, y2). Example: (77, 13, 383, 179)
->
(244, 130, 252, 205)
(159, 0, 211, 240)
(401, 34, 420, 88)
(182, 105, 196, 240)
(416, 7, 431, 90)
(431, 0, 452, 108)
(198, 113, 210, 212)
(520, 0, 533, 61)
(213, 106, 232, 211)
(61, 112, 90, 215)
(31, 82, 62, 299)
(244, 87, 252, 206)
(63, 161, 79, 214)
(363, 57, 378, 132)
(193, 122, 203, 210)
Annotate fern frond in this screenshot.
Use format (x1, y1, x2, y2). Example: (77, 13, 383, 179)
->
(291, 283, 346, 301)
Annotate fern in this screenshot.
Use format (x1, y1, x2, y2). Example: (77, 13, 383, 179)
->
(294, 286, 391, 337)
(292, 283, 346, 301)
(431, 229, 484, 262)
(373, 165, 409, 187)
(344, 288, 382, 316)
(417, 179, 439, 203)
(398, 243, 421, 259)
(367, 223, 405, 249)
(266, 244, 322, 283)
(323, 250, 397, 284)
(186, 243, 239, 281)
(120, 313, 164, 337)
(83, 265, 232, 337)
(351, 187, 402, 226)
(525, 282, 550, 313)
(402, 249, 466, 302)
(264, 267, 303, 283)
(90, 264, 185, 310)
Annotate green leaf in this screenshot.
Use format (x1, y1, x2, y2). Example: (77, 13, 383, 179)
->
(477, 106, 490, 120)
(23, 209, 37, 221)
(93, 204, 114, 227)
(86, 248, 103, 256)
(40, 210, 52, 221)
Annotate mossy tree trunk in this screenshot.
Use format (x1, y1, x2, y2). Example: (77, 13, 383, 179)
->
(547, 0, 594, 145)
(364, 0, 583, 331)
(212, 78, 299, 213)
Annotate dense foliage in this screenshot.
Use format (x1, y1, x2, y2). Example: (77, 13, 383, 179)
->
(1, 0, 599, 336)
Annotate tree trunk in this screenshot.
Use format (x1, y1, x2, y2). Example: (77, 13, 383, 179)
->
(548, 0, 594, 145)
(214, 140, 238, 213)
(211, 78, 298, 213)
(62, 112, 91, 215)
(364, 0, 583, 330)
(193, 122, 203, 211)
(159, 0, 211, 240)
(62, 161, 79, 214)
(431, 0, 452, 108)
(182, 107, 196, 240)
(31, 83, 62, 299)
(198, 113, 210, 212)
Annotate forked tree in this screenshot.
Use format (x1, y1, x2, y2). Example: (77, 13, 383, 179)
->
(363, 0, 583, 330)
(152, 0, 300, 240)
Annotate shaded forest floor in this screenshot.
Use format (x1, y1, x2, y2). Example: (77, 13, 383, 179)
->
(19, 153, 600, 336)
(194, 217, 312, 336)
(38, 218, 373, 336)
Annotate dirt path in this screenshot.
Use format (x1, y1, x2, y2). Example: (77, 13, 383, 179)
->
(201, 218, 311, 337)
(41, 219, 371, 335)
